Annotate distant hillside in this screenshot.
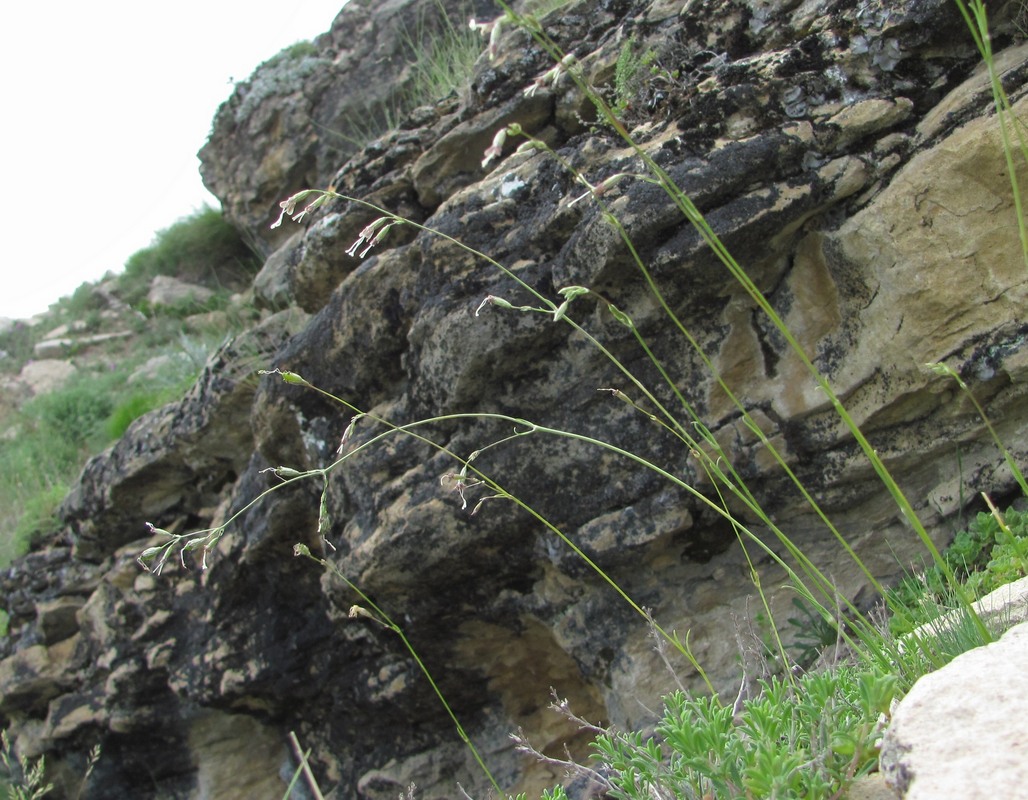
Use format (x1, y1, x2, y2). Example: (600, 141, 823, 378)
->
(0, 205, 263, 566)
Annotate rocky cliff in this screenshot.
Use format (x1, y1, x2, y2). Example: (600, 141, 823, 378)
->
(2, 0, 1027, 797)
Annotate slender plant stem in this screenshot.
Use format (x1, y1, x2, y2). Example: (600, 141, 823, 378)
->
(287, 731, 326, 800)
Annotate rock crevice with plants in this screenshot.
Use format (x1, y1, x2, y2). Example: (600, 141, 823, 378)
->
(2, 0, 1027, 797)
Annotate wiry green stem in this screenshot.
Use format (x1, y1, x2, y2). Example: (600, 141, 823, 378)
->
(293, 546, 503, 796)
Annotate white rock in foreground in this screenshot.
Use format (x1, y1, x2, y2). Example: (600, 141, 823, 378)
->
(880, 615, 1028, 798)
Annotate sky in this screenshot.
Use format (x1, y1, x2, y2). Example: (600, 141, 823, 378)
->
(0, 1, 349, 321)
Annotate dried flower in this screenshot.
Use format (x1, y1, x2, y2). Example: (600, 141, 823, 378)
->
(569, 171, 632, 206)
(469, 16, 505, 59)
(474, 295, 515, 316)
(481, 127, 509, 170)
(259, 466, 304, 480)
(524, 53, 576, 97)
(258, 368, 312, 387)
(599, 387, 633, 405)
(440, 468, 483, 511)
(337, 413, 365, 455)
(145, 521, 173, 538)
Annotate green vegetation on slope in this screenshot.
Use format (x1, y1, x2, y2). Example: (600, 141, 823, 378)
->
(0, 206, 261, 567)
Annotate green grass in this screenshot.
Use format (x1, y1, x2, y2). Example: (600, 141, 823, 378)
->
(0, 199, 262, 567)
(403, 1, 482, 107)
(316, 1, 484, 150)
(105, 391, 169, 440)
(0, 729, 98, 800)
(0, 327, 238, 566)
(0, 375, 116, 559)
(120, 205, 260, 307)
(1, 729, 53, 800)
(0, 375, 118, 561)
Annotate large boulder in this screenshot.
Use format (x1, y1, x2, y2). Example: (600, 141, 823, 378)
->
(18, 360, 78, 396)
(146, 275, 215, 309)
(199, 0, 497, 254)
(3, 0, 1028, 797)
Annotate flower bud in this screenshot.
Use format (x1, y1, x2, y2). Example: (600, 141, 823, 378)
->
(607, 304, 634, 328)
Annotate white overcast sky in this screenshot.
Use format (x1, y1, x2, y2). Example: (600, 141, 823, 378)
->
(0, 1, 349, 321)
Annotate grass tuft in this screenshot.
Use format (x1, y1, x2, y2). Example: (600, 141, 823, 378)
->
(121, 205, 260, 307)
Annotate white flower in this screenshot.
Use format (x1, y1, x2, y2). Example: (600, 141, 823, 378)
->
(271, 190, 310, 228)
(270, 189, 328, 228)
(345, 217, 398, 258)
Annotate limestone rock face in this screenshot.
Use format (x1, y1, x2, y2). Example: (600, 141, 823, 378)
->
(199, 0, 497, 254)
(3, 0, 1028, 798)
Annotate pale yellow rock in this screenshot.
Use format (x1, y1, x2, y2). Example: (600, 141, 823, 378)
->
(36, 597, 84, 645)
(847, 773, 898, 800)
(0, 636, 79, 713)
(823, 97, 914, 151)
(188, 711, 289, 800)
(762, 93, 1028, 423)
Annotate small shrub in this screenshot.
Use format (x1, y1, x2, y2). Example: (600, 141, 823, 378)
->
(889, 506, 1028, 635)
(10, 484, 68, 555)
(257, 39, 319, 72)
(580, 668, 895, 800)
(120, 206, 259, 305)
(0, 322, 36, 373)
(26, 383, 113, 455)
(784, 596, 840, 668)
(61, 283, 107, 319)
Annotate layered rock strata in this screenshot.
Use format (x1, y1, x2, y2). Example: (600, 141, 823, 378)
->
(2, 0, 1027, 797)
